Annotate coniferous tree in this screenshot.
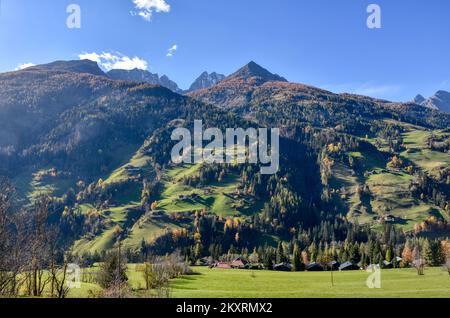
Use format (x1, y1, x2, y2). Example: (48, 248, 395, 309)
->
(276, 242, 286, 264)
(293, 243, 305, 271)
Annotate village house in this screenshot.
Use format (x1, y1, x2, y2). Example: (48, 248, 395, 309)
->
(214, 262, 232, 269)
(231, 258, 250, 269)
(306, 262, 323, 272)
(339, 261, 360, 271)
(273, 263, 293, 272)
(328, 261, 340, 271)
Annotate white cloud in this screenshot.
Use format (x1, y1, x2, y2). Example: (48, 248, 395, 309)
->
(78, 52, 148, 71)
(166, 44, 178, 57)
(131, 0, 170, 22)
(15, 63, 35, 71)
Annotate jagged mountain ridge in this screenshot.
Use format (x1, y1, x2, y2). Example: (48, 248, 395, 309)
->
(189, 62, 450, 130)
(414, 94, 427, 106)
(416, 90, 450, 113)
(107, 68, 183, 93)
(188, 71, 225, 92)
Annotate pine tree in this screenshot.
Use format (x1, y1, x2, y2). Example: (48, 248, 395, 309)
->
(385, 246, 392, 263)
(264, 249, 274, 270)
(293, 243, 305, 271)
(424, 240, 443, 266)
(349, 243, 360, 264)
(276, 241, 286, 264)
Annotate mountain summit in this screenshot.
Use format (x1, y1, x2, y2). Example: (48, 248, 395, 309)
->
(188, 71, 225, 92)
(424, 90, 450, 113)
(28, 60, 106, 77)
(414, 90, 450, 113)
(225, 61, 287, 84)
(414, 94, 426, 105)
(187, 61, 289, 109)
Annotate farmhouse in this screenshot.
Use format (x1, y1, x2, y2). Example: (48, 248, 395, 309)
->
(273, 263, 293, 272)
(214, 262, 232, 269)
(306, 262, 323, 272)
(231, 258, 249, 269)
(339, 262, 359, 271)
(328, 261, 340, 271)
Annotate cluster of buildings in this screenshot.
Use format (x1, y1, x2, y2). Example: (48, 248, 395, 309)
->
(202, 257, 402, 272)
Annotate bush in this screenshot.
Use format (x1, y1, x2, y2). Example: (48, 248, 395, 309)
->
(97, 251, 128, 290)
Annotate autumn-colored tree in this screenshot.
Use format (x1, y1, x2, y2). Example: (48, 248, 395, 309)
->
(388, 156, 403, 169)
(401, 241, 413, 267)
(150, 201, 159, 211)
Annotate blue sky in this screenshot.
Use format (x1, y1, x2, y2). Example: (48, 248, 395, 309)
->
(0, 0, 449, 101)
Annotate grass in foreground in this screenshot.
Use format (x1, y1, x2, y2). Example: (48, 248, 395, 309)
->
(68, 266, 450, 298)
(170, 267, 450, 298)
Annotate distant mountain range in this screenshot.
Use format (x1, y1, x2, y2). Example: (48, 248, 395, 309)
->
(106, 68, 226, 94)
(414, 91, 450, 113)
(23, 59, 450, 115)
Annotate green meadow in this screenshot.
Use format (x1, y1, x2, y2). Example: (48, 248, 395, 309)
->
(332, 122, 449, 231)
(157, 163, 264, 217)
(69, 266, 450, 298)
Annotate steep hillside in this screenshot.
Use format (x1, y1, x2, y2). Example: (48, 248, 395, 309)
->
(0, 60, 237, 201)
(1, 60, 448, 257)
(189, 62, 450, 234)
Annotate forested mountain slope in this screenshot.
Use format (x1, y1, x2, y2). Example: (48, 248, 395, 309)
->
(0, 60, 448, 259)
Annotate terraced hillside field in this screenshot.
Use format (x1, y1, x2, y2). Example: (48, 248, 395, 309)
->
(72, 161, 266, 255)
(332, 123, 449, 231)
(156, 164, 264, 217)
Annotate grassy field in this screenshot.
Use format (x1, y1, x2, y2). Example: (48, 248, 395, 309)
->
(171, 267, 450, 298)
(332, 123, 449, 231)
(401, 129, 450, 176)
(69, 266, 450, 298)
(331, 148, 432, 230)
(13, 168, 77, 205)
(156, 164, 263, 217)
(73, 202, 143, 255)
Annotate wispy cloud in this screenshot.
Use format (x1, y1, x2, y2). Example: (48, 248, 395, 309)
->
(438, 80, 450, 90)
(14, 63, 35, 71)
(321, 82, 402, 100)
(79, 52, 148, 71)
(131, 0, 171, 22)
(166, 44, 177, 57)
(353, 85, 401, 97)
